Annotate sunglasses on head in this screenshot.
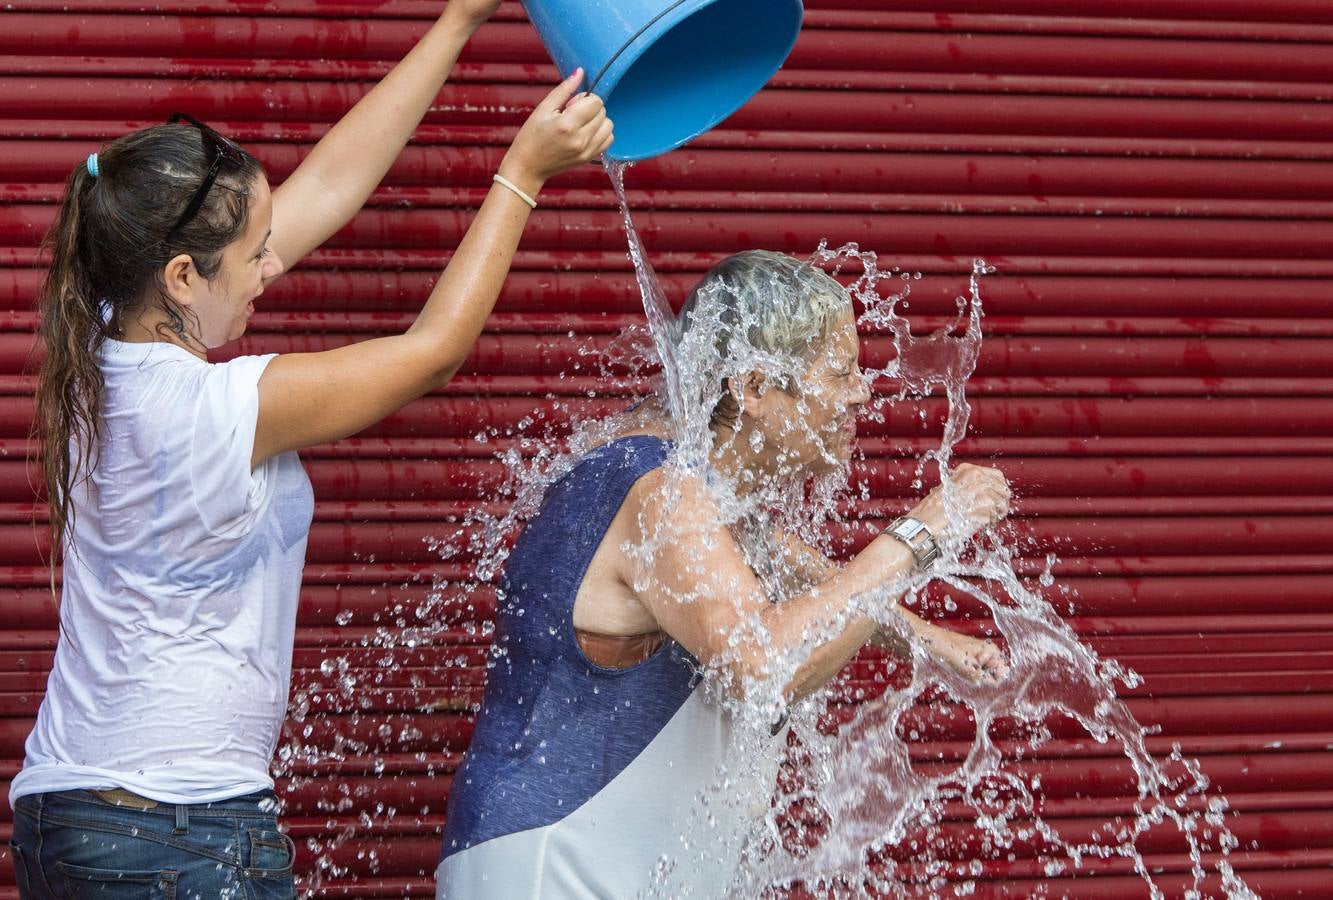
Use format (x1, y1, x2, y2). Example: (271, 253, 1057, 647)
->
(164, 112, 246, 239)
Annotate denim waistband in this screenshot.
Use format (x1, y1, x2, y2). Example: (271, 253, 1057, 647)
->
(18, 788, 280, 820)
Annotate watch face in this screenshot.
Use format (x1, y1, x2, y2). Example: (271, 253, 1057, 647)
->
(885, 517, 936, 570)
(894, 517, 927, 543)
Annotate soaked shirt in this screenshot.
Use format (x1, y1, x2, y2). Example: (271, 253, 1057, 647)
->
(437, 436, 785, 899)
(11, 340, 313, 805)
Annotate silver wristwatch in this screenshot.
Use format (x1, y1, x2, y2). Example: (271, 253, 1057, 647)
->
(883, 515, 940, 571)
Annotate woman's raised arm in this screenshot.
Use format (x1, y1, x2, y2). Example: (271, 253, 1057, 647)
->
(250, 73, 612, 468)
(266, 1, 504, 271)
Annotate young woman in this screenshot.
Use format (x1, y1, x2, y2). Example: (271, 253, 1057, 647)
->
(436, 251, 1011, 898)
(7, 2, 613, 896)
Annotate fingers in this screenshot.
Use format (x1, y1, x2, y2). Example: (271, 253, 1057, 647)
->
(541, 68, 587, 113)
(564, 97, 612, 161)
(970, 642, 1009, 684)
(983, 646, 1010, 681)
(555, 89, 610, 159)
(505, 72, 614, 182)
(923, 626, 1010, 686)
(563, 91, 607, 127)
(950, 464, 1011, 527)
(587, 116, 615, 157)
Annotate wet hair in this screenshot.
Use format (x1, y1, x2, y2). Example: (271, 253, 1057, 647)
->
(677, 250, 850, 429)
(34, 124, 263, 566)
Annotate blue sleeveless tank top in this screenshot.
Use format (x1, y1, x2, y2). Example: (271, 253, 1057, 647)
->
(440, 435, 700, 861)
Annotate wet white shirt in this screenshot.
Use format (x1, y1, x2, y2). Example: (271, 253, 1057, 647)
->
(10, 339, 313, 804)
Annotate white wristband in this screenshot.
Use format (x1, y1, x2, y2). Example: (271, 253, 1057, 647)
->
(492, 173, 538, 209)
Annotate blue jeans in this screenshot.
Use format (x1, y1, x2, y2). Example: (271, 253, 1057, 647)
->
(9, 789, 296, 899)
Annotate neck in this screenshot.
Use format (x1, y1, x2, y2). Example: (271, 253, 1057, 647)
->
(710, 419, 776, 498)
(626, 397, 779, 498)
(114, 305, 207, 360)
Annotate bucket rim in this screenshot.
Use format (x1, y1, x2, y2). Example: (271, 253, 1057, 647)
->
(588, 0, 806, 161)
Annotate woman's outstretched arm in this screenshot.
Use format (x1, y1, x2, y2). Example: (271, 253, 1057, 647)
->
(267, 1, 504, 271)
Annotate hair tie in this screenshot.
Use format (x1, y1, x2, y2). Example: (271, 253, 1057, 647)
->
(85, 153, 99, 178)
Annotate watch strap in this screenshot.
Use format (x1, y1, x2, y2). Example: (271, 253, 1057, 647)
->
(884, 515, 940, 571)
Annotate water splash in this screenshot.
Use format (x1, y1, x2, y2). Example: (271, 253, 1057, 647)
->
(596, 162, 1253, 899)
(606, 158, 687, 434)
(275, 160, 1256, 898)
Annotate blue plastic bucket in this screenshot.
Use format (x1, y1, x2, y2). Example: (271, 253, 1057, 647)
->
(522, 0, 804, 161)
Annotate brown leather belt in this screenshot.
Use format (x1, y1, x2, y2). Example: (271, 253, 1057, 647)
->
(92, 788, 159, 810)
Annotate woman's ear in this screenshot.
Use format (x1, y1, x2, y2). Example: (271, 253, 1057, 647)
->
(160, 253, 199, 310)
(739, 370, 768, 419)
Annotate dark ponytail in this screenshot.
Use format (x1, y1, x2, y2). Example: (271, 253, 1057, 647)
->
(33, 124, 262, 567)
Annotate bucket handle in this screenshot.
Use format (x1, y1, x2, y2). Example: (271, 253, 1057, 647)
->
(584, 0, 694, 95)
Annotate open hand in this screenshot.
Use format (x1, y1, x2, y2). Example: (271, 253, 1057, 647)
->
(498, 69, 614, 195)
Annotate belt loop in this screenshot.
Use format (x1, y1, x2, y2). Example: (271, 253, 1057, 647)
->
(173, 804, 189, 835)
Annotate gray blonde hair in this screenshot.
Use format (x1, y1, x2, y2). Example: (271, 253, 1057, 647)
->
(677, 250, 851, 427)
(680, 250, 849, 362)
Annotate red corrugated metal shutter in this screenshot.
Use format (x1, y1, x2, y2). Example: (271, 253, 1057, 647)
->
(2, 1, 1331, 896)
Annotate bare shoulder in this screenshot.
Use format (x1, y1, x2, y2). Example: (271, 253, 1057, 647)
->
(622, 462, 723, 545)
(571, 448, 672, 635)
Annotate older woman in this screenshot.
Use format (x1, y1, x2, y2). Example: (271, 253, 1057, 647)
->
(7, 3, 613, 897)
(436, 251, 1011, 898)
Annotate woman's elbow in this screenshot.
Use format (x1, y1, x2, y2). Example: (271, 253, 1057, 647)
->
(719, 658, 814, 725)
(718, 650, 788, 704)
(397, 328, 469, 390)
(412, 341, 466, 391)
(426, 359, 464, 391)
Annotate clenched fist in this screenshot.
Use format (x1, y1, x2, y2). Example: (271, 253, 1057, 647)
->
(910, 463, 1011, 544)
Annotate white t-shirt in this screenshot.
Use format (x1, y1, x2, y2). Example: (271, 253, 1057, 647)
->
(10, 339, 314, 804)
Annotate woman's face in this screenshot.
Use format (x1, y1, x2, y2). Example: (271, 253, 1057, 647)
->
(749, 309, 870, 476)
(193, 174, 282, 348)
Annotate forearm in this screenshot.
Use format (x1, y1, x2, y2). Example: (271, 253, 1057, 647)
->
(780, 615, 878, 703)
(368, 69, 603, 381)
(402, 181, 533, 378)
(293, 13, 476, 235)
(871, 603, 936, 660)
(758, 535, 916, 702)
(779, 512, 963, 665)
(775, 528, 840, 590)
